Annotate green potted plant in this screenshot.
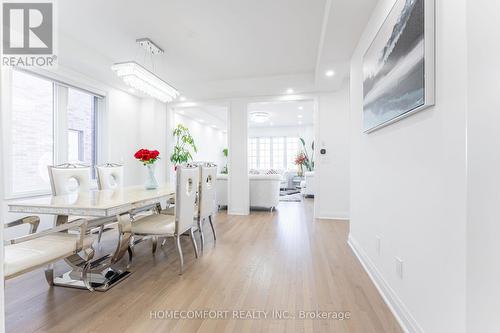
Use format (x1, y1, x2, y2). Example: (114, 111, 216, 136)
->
(170, 124, 197, 169)
(221, 148, 228, 174)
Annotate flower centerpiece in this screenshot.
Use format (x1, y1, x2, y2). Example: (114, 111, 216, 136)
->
(294, 152, 308, 177)
(134, 148, 160, 189)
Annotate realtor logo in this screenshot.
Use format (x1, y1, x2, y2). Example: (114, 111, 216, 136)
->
(2, 1, 56, 67)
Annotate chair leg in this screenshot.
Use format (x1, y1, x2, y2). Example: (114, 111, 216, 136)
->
(198, 218, 205, 252)
(152, 236, 158, 254)
(44, 264, 54, 286)
(82, 262, 94, 292)
(209, 215, 216, 241)
(97, 225, 105, 243)
(127, 246, 133, 268)
(190, 228, 199, 259)
(176, 235, 184, 275)
(161, 238, 167, 247)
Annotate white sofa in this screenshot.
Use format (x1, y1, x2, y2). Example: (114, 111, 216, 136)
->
(249, 174, 281, 210)
(216, 173, 281, 211)
(301, 171, 315, 197)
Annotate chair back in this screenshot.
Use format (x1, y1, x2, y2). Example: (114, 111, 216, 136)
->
(96, 163, 124, 190)
(48, 164, 91, 195)
(175, 164, 199, 235)
(199, 163, 217, 219)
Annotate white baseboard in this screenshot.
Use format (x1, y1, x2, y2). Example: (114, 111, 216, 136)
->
(315, 211, 350, 220)
(227, 210, 249, 216)
(347, 235, 424, 333)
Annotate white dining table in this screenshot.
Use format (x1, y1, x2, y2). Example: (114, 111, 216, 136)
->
(8, 183, 176, 291)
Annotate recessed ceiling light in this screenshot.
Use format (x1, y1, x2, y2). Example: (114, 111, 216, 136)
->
(298, 121, 303, 125)
(178, 110, 185, 115)
(211, 125, 217, 129)
(298, 115, 303, 118)
(198, 119, 205, 123)
(298, 106, 304, 110)
(286, 88, 294, 94)
(179, 96, 187, 101)
(325, 70, 335, 77)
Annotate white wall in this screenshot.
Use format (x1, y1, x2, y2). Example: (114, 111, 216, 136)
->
(466, 1, 500, 331)
(349, 0, 467, 332)
(173, 113, 227, 172)
(314, 86, 350, 220)
(227, 99, 249, 215)
(248, 125, 314, 147)
(0, 64, 6, 333)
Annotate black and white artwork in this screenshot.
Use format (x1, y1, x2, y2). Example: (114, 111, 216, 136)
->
(363, 0, 434, 132)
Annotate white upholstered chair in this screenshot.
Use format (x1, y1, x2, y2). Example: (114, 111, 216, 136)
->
(48, 164, 115, 242)
(48, 163, 92, 196)
(121, 164, 200, 274)
(96, 163, 124, 190)
(4, 216, 95, 290)
(197, 163, 217, 250)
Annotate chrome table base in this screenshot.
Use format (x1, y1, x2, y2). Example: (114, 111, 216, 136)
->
(54, 269, 131, 292)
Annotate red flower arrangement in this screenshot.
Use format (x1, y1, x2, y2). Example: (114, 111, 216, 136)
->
(134, 149, 160, 165)
(294, 152, 307, 165)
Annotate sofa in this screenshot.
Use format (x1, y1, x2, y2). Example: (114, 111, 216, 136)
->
(216, 173, 281, 211)
(249, 174, 281, 210)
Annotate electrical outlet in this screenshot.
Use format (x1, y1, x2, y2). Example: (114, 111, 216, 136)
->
(375, 236, 381, 255)
(395, 257, 404, 279)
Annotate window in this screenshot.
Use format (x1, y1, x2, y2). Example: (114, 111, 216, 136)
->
(248, 136, 300, 171)
(272, 137, 285, 169)
(259, 137, 271, 169)
(3, 69, 102, 197)
(9, 70, 54, 194)
(286, 137, 299, 170)
(67, 88, 97, 167)
(248, 138, 258, 169)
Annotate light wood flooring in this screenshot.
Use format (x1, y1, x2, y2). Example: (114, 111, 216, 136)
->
(5, 199, 402, 333)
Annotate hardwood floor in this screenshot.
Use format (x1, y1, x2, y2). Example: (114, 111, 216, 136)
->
(5, 199, 402, 333)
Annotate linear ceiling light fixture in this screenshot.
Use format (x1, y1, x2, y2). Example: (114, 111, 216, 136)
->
(111, 38, 179, 103)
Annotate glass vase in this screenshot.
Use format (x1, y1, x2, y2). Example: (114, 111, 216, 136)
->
(145, 163, 159, 190)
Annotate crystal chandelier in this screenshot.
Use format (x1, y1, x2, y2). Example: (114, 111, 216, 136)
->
(111, 38, 179, 103)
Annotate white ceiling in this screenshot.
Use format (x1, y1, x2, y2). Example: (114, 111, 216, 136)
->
(248, 100, 314, 128)
(174, 105, 228, 131)
(174, 100, 314, 130)
(57, 0, 377, 100)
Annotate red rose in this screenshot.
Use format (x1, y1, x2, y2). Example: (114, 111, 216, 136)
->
(151, 150, 159, 158)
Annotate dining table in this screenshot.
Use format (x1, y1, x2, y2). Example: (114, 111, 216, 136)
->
(8, 183, 176, 291)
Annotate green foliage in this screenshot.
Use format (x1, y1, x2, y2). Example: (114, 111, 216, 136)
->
(221, 148, 229, 174)
(300, 137, 315, 171)
(170, 124, 197, 166)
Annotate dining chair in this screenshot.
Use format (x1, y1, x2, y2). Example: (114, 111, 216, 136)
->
(48, 163, 115, 242)
(197, 163, 217, 251)
(120, 164, 200, 274)
(4, 216, 95, 290)
(48, 163, 92, 197)
(96, 163, 124, 190)
(95, 163, 124, 242)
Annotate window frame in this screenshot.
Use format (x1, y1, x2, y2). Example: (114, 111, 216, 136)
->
(248, 136, 300, 171)
(1, 68, 104, 199)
